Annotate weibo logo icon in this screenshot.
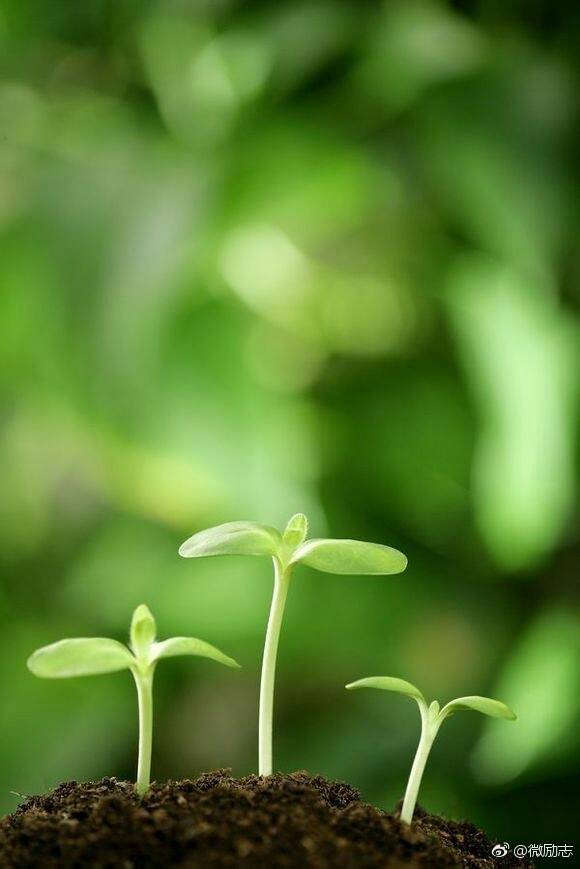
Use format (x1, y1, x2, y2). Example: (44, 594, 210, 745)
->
(491, 843, 510, 857)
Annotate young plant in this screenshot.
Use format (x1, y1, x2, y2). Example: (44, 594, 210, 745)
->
(346, 676, 516, 825)
(179, 514, 407, 775)
(27, 604, 240, 796)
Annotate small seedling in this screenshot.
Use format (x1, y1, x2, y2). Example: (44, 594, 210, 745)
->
(27, 604, 240, 796)
(346, 676, 516, 824)
(179, 514, 407, 775)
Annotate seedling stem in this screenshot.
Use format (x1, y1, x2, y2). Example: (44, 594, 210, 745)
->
(259, 558, 291, 775)
(401, 700, 441, 824)
(133, 668, 154, 796)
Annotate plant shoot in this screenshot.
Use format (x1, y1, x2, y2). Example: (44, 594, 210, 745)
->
(27, 604, 240, 795)
(346, 676, 516, 824)
(180, 514, 407, 775)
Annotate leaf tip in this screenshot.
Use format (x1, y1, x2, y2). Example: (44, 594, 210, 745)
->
(217, 649, 242, 669)
(131, 603, 156, 652)
(133, 603, 154, 621)
(283, 513, 309, 548)
(26, 651, 40, 676)
(178, 539, 192, 558)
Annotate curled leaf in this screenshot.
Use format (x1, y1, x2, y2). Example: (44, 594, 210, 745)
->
(292, 538, 407, 575)
(283, 513, 308, 548)
(346, 676, 426, 705)
(151, 636, 240, 668)
(441, 696, 516, 721)
(130, 604, 156, 655)
(27, 638, 134, 679)
(179, 521, 282, 560)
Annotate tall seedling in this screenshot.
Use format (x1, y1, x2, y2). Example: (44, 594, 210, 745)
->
(180, 514, 407, 774)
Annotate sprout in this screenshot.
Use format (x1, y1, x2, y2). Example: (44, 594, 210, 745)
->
(179, 514, 407, 775)
(346, 676, 516, 824)
(27, 604, 240, 796)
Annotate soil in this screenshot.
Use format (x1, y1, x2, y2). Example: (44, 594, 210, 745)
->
(0, 770, 531, 868)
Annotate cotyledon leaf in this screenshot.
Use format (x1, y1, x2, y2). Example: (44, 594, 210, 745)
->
(346, 676, 426, 705)
(292, 538, 407, 575)
(27, 638, 134, 678)
(441, 696, 516, 720)
(150, 637, 240, 668)
(179, 521, 282, 559)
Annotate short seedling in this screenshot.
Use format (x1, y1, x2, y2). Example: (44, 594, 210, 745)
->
(27, 604, 240, 795)
(179, 514, 407, 775)
(346, 676, 516, 824)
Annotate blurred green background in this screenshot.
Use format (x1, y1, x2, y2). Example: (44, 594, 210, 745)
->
(1, 0, 579, 849)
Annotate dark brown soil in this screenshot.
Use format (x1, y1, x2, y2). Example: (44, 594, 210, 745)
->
(0, 771, 531, 868)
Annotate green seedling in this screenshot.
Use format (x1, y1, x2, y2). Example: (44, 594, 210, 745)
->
(27, 604, 240, 796)
(179, 513, 407, 775)
(346, 676, 516, 825)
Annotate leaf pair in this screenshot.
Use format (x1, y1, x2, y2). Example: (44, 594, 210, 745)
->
(179, 517, 408, 575)
(346, 675, 516, 824)
(28, 605, 239, 795)
(28, 605, 239, 679)
(346, 676, 516, 722)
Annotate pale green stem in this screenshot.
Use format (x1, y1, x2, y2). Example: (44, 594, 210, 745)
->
(259, 558, 291, 776)
(133, 667, 154, 796)
(400, 704, 440, 825)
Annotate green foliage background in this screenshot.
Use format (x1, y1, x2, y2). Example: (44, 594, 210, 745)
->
(1, 0, 578, 846)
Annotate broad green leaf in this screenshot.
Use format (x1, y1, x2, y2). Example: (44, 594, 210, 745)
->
(130, 604, 156, 654)
(28, 638, 134, 679)
(179, 521, 282, 560)
(292, 538, 407, 575)
(441, 695, 516, 720)
(151, 637, 240, 668)
(283, 513, 308, 548)
(346, 676, 426, 705)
